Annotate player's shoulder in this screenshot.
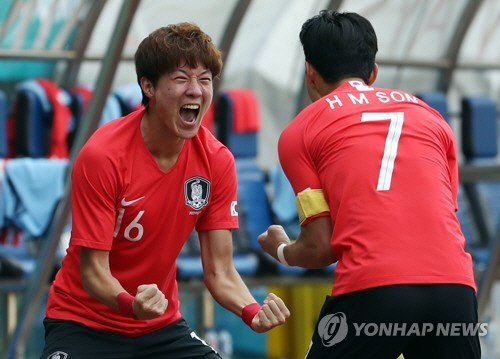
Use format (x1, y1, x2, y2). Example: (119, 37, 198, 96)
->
(78, 109, 142, 161)
(195, 126, 235, 160)
(282, 98, 324, 140)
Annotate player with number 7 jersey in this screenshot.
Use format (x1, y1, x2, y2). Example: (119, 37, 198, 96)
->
(278, 79, 475, 296)
(255, 11, 478, 359)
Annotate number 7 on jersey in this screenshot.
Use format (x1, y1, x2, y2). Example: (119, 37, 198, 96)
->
(361, 112, 404, 191)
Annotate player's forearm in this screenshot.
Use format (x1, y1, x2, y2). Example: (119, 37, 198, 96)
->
(284, 238, 335, 268)
(204, 266, 256, 316)
(81, 264, 125, 310)
(80, 248, 125, 310)
(284, 216, 336, 268)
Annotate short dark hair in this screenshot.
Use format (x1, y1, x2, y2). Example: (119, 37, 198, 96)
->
(134, 23, 223, 106)
(299, 10, 378, 84)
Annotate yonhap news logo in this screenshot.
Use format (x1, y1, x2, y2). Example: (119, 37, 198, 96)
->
(317, 312, 488, 347)
(352, 322, 488, 338)
(317, 312, 348, 346)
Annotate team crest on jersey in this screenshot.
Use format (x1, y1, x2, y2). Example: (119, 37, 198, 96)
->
(47, 352, 68, 359)
(185, 176, 210, 210)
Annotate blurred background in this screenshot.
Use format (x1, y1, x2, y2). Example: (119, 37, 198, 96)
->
(1, 0, 500, 358)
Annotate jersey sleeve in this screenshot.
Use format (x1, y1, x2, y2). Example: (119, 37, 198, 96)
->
(278, 124, 322, 193)
(278, 122, 330, 225)
(70, 144, 120, 250)
(196, 147, 239, 231)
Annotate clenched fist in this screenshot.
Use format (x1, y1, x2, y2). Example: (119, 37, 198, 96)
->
(257, 225, 291, 261)
(133, 284, 168, 320)
(250, 293, 290, 333)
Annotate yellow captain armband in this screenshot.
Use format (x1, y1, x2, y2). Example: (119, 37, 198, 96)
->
(295, 188, 330, 225)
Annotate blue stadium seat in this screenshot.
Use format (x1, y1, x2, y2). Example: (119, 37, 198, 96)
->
(236, 172, 272, 254)
(215, 91, 258, 159)
(13, 79, 75, 158)
(218, 89, 306, 276)
(14, 85, 51, 158)
(461, 95, 500, 284)
(461, 95, 500, 232)
(462, 96, 498, 161)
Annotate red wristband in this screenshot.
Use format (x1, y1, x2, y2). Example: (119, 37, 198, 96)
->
(242, 302, 261, 327)
(117, 292, 135, 318)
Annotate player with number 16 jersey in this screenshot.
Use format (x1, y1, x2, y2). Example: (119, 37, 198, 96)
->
(41, 23, 289, 359)
(46, 107, 239, 336)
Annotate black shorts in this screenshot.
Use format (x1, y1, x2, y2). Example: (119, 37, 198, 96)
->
(40, 317, 221, 359)
(305, 284, 481, 359)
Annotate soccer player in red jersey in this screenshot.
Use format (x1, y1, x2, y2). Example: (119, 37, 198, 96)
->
(258, 11, 480, 359)
(40, 23, 289, 358)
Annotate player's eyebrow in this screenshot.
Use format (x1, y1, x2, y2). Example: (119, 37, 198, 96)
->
(175, 67, 212, 77)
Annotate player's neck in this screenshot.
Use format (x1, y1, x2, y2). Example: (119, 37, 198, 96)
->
(323, 77, 365, 95)
(140, 111, 185, 172)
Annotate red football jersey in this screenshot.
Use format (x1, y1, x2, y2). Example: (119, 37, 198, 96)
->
(279, 81, 476, 296)
(46, 108, 239, 336)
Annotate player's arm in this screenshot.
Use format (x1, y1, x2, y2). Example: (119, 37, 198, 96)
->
(267, 123, 336, 267)
(80, 247, 167, 320)
(258, 217, 335, 268)
(200, 229, 290, 332)
(258, 188, 336, 268)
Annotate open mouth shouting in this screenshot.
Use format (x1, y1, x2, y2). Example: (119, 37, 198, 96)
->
(180, 104, 200, 124)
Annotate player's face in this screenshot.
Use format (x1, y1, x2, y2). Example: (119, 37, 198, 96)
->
(153, 62, 213, 139)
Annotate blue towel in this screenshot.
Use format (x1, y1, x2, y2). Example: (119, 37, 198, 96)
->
(1, 158, 68, 237)
(100, 94, 123, 126)
(76, 84, 124, 126)
(114, 82, 143, 112)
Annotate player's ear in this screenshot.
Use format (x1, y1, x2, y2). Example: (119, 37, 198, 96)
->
(368, 64, 378, 86)
(305, 62, 324, 101)
(140, 76, 154, 98)
(305, 61, 317, 86)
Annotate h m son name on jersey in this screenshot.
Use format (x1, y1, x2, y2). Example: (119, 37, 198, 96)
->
(324, 81, 419, 110)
